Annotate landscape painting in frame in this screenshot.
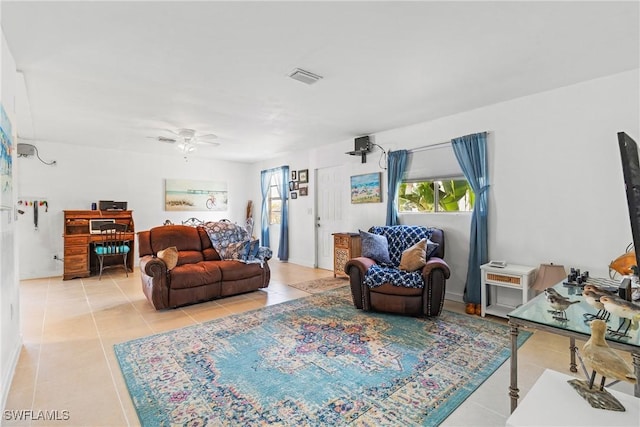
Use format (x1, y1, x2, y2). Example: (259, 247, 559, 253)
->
(165, 179, 228, 211)
(0, 104, 13, 213)
(350, 172, 381, 204)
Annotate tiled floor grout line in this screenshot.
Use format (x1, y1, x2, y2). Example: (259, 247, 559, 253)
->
(26, 277, 52, 427)
(178, 304, 207, 325)
(111, 276, 155, 333)
(80, 277, 133, 427)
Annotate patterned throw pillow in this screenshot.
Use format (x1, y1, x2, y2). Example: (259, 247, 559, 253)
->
(359, 229, 392, 264)
(227, 239, 259, 260)
(399, 238, 427, 271)
(426, 239, 440, 259)
(226, 241, 247, 260)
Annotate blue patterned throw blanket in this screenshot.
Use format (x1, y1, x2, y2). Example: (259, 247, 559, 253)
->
(202, 221, 272, 265)
(363, 226, 436, 289)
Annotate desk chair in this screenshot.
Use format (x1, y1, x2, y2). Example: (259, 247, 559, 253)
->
(94, 223, 131, 280)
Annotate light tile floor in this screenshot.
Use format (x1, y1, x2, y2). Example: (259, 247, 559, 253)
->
(4, 262, 635, 426)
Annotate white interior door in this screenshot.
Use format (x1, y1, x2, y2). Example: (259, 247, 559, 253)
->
(315, 165, 347, 271)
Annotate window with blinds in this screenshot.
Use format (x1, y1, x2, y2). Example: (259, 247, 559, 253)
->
(398, 146, 474, 213)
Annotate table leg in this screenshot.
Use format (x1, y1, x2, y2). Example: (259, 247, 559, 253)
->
(569, 337, 577, 373)
(633, 351, 640, 398)
(481, 281, 487, 317)
(509, 322, 519, 413)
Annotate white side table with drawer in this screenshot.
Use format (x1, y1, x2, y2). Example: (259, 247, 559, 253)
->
(480, 263, 536, 318)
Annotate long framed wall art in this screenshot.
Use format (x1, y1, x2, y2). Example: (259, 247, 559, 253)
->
(165, 179, 228, 211)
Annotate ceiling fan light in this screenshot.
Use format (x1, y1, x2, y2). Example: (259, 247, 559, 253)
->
(177, 142, 196, 153)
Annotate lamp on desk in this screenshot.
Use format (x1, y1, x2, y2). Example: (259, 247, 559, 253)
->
(532, 263, 567, 293)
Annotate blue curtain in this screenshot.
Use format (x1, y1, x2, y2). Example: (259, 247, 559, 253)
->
(386, 149, 408, 226)
(259, 166, 289, 260)
(276, 166, 289, 260)
(451, 132, 489, 304)
(260, 169, 272, 247)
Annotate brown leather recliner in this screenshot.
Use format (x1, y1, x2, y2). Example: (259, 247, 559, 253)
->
(138, 224, 270, 310)
(345, 226, 450, 317)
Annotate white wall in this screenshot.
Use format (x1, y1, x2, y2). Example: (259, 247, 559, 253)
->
(13, 69, 640, 297)
(4, 65, 638, 414)
(17, 144, 253, 279)
(252, 69, 640, 301)
(1, 27, 22, 411)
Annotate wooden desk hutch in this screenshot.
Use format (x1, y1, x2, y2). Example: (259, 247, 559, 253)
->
(63, 210, 135, 280)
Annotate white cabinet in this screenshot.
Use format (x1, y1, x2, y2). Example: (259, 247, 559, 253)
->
(480, 263, 536, 318)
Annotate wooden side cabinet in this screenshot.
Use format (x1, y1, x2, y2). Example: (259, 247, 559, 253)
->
(333, 232, 361, 278)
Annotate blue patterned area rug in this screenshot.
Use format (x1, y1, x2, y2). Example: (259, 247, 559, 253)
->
(114, 288, 530, 426)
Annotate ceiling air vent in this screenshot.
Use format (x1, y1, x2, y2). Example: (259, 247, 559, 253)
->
(288, 68, 323, 85)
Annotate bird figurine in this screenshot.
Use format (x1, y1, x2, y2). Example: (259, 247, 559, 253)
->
(582, 284, 617, 322)
(599, 295, 640, 338)
(544, 288, 580, 321)
(582, 319, 637, 392)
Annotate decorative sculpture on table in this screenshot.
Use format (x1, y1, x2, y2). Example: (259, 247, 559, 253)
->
(544, 287, 580, 321)
(598, 295, 640, 338)
(609, 248, 636, 278)
(582, 285, 616, 322)
(568, 319, 637, 411)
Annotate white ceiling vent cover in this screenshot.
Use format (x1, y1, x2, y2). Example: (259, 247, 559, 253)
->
(288, 68, 323, 85)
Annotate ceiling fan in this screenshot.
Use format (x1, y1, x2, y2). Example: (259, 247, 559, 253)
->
(149, 128, 219, 154)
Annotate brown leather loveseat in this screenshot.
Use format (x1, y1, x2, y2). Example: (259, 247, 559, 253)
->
(138, 224, 270, 309)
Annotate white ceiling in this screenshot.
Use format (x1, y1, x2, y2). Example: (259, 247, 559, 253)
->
(2, 1, 639, 163)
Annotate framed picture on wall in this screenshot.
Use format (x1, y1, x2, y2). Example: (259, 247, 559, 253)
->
(291, 192, 298, 199)
(0, 106, 13, 213)
(289, 181, 295, 191)
(298, 169, 309, 183)
(299, 186, 308, 196)
(350, 172, 382, 204)
(292, 171, 297, 180)
(165, 179, 229, 211)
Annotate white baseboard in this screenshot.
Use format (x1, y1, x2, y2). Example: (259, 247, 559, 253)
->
(277, 258, 316, 269)
(445, 291, 464, 303)
(1, 334, 23, 413)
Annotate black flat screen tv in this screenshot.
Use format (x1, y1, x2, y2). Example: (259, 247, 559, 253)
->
(617, 131, 640, 272)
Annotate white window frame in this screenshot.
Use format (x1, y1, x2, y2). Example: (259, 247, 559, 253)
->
(398, 175, 474, 213)
(268, 175, 282, 224)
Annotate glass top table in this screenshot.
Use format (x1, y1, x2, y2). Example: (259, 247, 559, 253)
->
(507, 281, 640, 412)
